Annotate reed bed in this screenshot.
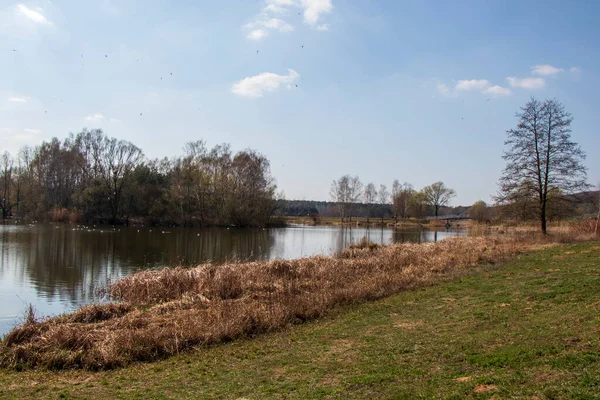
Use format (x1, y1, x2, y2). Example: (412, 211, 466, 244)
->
(0, 232, 590, 370)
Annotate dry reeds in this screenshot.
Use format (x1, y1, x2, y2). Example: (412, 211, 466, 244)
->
(49, 208, 82, 223)
(0, 231, 590, 370)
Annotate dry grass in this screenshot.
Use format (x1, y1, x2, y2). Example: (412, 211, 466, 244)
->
(49, 208, 82, 223)
(0, 230, 594, 371)
(569, 219, 599, 237)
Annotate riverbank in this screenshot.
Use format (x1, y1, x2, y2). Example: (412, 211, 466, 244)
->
(283, 216, 426, 227)
(1, 228, 593, 371)
(0, 240, 598, 398)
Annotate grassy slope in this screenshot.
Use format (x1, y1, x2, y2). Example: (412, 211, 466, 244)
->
(0, 242, 598, 399)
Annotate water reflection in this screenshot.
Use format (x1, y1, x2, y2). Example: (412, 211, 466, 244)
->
(0, 222, 465, 335)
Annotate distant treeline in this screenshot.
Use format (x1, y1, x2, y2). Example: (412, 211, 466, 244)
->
(0, 129, 278, 226)
(279, 192, 598, 222)
(278, 199, 469, 220)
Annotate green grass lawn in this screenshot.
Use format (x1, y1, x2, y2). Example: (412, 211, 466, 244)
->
(1, 242, 599, 399)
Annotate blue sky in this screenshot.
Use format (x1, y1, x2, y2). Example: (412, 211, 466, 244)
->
(1, 0, 599, 205)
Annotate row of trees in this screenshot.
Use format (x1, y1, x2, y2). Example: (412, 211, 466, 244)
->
(0, 129, 278, 226)
(391, 181, 457, 221)
(329, 176, 457, 222)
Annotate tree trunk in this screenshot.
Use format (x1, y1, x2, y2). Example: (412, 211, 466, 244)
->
(540, 200, 547, 234)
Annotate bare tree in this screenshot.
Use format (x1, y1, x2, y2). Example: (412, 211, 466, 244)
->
(330, 175, 351, 222)
(392, 180, 400, 198)
(497, 97, 589, 234)
(378, 184, 390, 224)
(82, 134, 145, 222)
(1, 152, 13, 219)
(422, 181, 456, 217)
(347, 176, 363, 223)
(330, 175, 362, 223)
(363, 182, 377, 223)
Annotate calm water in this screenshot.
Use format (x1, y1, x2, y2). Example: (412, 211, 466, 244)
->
(0, 222, 465, 335)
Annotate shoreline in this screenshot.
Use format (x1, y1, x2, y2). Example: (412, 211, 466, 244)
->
(2, 229, 592, 371)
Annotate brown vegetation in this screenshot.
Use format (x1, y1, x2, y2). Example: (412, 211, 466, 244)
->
(49, 208, 82, 223)
(569, 219, 599, 237)
(0, 231, 594, 370)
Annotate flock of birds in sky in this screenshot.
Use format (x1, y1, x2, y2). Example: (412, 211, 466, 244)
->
(9, 42, 311, 118)
(9, 30, 495, 124)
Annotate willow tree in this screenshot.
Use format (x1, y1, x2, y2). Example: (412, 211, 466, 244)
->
(497, 97, 588, 234)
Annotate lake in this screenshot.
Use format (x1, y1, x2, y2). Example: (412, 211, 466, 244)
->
(0, 222, 466, 335)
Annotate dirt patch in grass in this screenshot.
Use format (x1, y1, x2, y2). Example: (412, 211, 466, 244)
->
(455, 376, 472, 382)
(474, 384, 497, 393)
(392, 320, 425, 329)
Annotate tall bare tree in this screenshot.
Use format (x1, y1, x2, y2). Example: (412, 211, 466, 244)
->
(1, 152, 13, 219)
(363, 182, 377, 223)
(422, 181, 456, 217)
(330, 175, 362, 223)
(347, 176, 363, 223)
(497, 97, 588, 234)
(330, 175, 351, 222)
(378, 184, 389, 224)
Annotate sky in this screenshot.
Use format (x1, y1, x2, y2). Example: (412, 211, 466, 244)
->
(1, 0, 599, 206)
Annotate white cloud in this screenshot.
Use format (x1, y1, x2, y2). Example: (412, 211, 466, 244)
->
(507, 76, 545, 89)
(301, 0, 333, 25)
(16, 4, 50, 24)
(23, 128, 41, 134)
(531, 64, 563, 76)
(247, 29, 268, 40)
(84, 113, 105, 122)
(247, 0, 332, 38)
(569, 66, 581, 73)
(244, 17, 294, 39)
(232, 69, 300, 98)
(8, 96, 27, 103)
(264, 18, 294, 31)
(455, 79, 490, 91)
(483, 85, 511, 97)
(437, 83, 454, 98)
(264, 0, 295, 14)
(434, 79, 511, 98)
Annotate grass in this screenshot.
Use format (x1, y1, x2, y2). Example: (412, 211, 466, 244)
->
(0, 241, 597, 398)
